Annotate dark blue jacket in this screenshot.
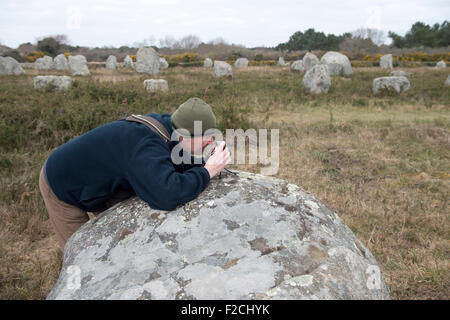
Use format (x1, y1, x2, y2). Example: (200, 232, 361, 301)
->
(45, 113, 210, 211)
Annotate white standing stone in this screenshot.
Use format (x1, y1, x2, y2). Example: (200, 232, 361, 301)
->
(68, 55, 90, 76)
(303, 52, 319, 71)
(290, 60, 305, 72)
(35, 56, 54, 70)
(303, 64, 331, 94)
(143, 79, 168, 92)
(278, 57, 289, 66)
(320, 51, 353, 76)
(53, 54, 69, 71)
(204, 58, 213, 68)
(33, 75, 72, 91)
(136, 47, 160, 74)
(0, 56, 25, 75)
(436, 60, 446, 69)
(380, 54, 393, 70)
(234, 57, 249, 68)
(105, 55, 117, 70)
(123, 55, 134, 68)
(372, 76, 410, 94)
(444, 75, 450, 86)
(159, 57, 169, 69)
(213, 61, 232, 78)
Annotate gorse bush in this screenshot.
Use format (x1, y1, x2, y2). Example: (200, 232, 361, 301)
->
(26, 51, 46, 62)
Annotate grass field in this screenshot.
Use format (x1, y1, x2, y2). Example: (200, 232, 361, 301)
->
(0, 65, 449, 299)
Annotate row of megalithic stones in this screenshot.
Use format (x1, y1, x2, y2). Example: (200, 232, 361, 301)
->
(1, 48, 449, 93)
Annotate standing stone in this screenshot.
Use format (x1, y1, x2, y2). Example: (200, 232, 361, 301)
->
(143, 79, 168, 92)
(68, 55, 90, 76)
(303, 52, 319, 71)
(159, 57, 169, 69)
(320, 51, 353, 76)
(435, 60, 446, 69)
(0, 56, 25, 75)
(213, 61, 232, 78)
(136, 47, 160, 75)
(290, 60, 305, 72)
(303, 64, 331, 94)
(105, 55, 117, 70)
(46, 171, 390, 300)
(123, 55, 134, 68)
(33, 75, 72, 91)
(34, 56, 54, 70)
(234, 57, 249, 68)
(372, 76, 410, 94)
(204, 58, 213, 68)
(53, 54, 69, 71)
(380, 54, 393, 70)
(278, 57, 289, 66)
(444, 75, 450, 86)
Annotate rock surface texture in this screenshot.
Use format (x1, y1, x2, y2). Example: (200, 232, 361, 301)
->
(33, 75, 72, 91)
(303, 64, 331, 94)
(213, 61, 232, 78)
(303, 52, 319, 71)
(136, 47, 160, 74)
(105, 56, 117, 70)
(35, 56, 54, 70)
(204, 58, 213, 68)
(53, 54, 69, 71)
(291, 60, 305, 72)
(123, 55, 134, 68)
(380, 54, 393, 70)
(0, 56, 25, 75)
(445, 75, 450, 86)
(435, 60, 446, 69)
(68, 55, 90, 76)
(234, 58, 249, 68)
(320, 51, 353, 76)
(372, 76, 410, 94)
(47, 171, 390, 300)
(143, 79, 168, 92)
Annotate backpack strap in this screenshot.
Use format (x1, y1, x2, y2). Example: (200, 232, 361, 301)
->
(125, 114, 171, 144)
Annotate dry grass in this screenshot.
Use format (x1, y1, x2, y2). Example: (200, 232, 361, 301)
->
(0, 65, 448, 299)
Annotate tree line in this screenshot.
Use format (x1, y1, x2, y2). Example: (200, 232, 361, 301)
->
(276, 20, 450, 51)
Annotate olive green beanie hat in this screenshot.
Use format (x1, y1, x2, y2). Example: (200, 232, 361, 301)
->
(171, 97, 216, 136)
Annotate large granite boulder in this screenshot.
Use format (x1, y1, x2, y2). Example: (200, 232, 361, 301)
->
(303, 64, 331, 94)
(234, 57, 249, 68)
(35, 55, 54, 70)
(435, 60, 446, 69)
(320, 51, 353, 76)
(123, 55, 134, 68)
(213, 61, 232, 78)
(0, 56, 25, 75)
(68, 55, 90, 76)
(33, 75, 72, 91)
(204, 58, 213, 68)
(105, 55, 117, 70)
(143, 79, 168, 92)
(53, 54, 69, 71)
(47, 171, 390, 300)
(303, 52, 319, 71)
(380, 54, 393, 70)
(372, 76, 410, 94)
(290, 60, 305, 72)
(136, 47, 160, 74)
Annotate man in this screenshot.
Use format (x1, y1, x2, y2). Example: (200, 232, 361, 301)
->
(38, 97, 231, 250)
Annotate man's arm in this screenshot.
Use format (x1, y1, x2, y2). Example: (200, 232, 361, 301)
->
(126, 136, 210, 211)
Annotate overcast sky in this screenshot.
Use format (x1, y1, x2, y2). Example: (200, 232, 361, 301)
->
(1, 0, 449, 48)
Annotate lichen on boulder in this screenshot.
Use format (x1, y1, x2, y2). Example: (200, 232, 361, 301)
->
(47, 171, 390, 300)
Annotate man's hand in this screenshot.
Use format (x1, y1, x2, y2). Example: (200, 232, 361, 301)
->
(204, 141, 231, 178)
